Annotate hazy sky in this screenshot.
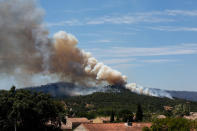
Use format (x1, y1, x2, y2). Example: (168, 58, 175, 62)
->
(38, 0, 197, 91)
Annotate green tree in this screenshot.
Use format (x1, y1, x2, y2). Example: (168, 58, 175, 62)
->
(0, 87, 66, 131)
(118, 109, 133, 122)
(142, 127, 151, 131)
(150, 118, 191, 131)
(136, 104, 143, 122)
(110, 110, 115, 122)
(163, 109, 173, 117)
(183, 103, 190, 116)
(128, 113, 134, 122)
(172, 104, 190, 117)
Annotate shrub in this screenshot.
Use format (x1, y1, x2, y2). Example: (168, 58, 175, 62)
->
(142, 126, 151, 131)
(146, 117, 191, 131)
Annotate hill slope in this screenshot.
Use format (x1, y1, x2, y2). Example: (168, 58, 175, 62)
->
(167, 90, 197, 102)
(25, 82, 101, 97)
(24, 82, 197, 102)
(64, 89, 197, 116)
(23, 82, 197, 118)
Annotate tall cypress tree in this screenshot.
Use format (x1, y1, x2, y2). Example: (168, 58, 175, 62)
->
(110, 110, 115, 122)
(136, 104, 143, 122)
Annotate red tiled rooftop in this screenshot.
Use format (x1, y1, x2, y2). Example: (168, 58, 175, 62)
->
(61, 117, 91, 130)
(67, 117, 90, 123)
(80, 122, 152, 131)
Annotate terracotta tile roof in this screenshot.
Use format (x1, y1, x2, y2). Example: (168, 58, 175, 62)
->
(157, 115, 166, 119)
(80, 122, 152, 131)
(62, 117, 91, 130)
(68, 118, 90, 123)
(99, 117, 110, 121)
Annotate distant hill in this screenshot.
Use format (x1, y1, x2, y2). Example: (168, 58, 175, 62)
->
(167, 90, 197, 102)
(24, 82, 197, 102)
(24, 82, 134, 97)
(25, 82, 76, 98)
(23, 82, 197, 116)
(24, 82, 103, 98)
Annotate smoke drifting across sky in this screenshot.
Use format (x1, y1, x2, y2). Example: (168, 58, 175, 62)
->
(0, 0, 172, 98)
(0, 0, 126, 88)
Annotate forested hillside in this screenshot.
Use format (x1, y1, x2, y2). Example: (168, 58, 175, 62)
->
(63, 90, 197, 119)
(25, 82, 197, 102)
(23, 82, 197, 119)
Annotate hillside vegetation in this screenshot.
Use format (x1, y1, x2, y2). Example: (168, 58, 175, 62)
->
(24, 83, 197, 120)
(25, 82, 197, 102)
(63, 90, 197, 119)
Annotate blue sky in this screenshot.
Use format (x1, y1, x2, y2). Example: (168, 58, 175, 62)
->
(38, 0, 197, 91)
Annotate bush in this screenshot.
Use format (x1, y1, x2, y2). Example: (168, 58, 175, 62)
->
(146, 117, 191, 131)
(118, 109, 133, 122)
(142, 127, 151, 131)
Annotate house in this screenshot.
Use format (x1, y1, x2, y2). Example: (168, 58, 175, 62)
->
(157, 115, 166, 119)
(92, 117, 110, 123)
(164, 106, 173, 111)
(61, 117, 91, 130)
(184, 112, 197, 120)
(74, 122, 152, 131)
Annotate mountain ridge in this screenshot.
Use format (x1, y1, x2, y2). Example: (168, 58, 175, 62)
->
(23, 82, 197, 102)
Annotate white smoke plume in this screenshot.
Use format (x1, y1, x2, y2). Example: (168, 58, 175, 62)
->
(126, 83, 172, 98)
(0, 0, 172, 98)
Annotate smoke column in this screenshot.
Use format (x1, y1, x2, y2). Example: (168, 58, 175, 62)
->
(0, 0, 126, 88)
(50, 31, 127, 86)
(0, 0, 172, 98)
(0, 0, 52, 87)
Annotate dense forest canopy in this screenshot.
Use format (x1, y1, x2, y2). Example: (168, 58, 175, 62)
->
(0, 87, 66, 131)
